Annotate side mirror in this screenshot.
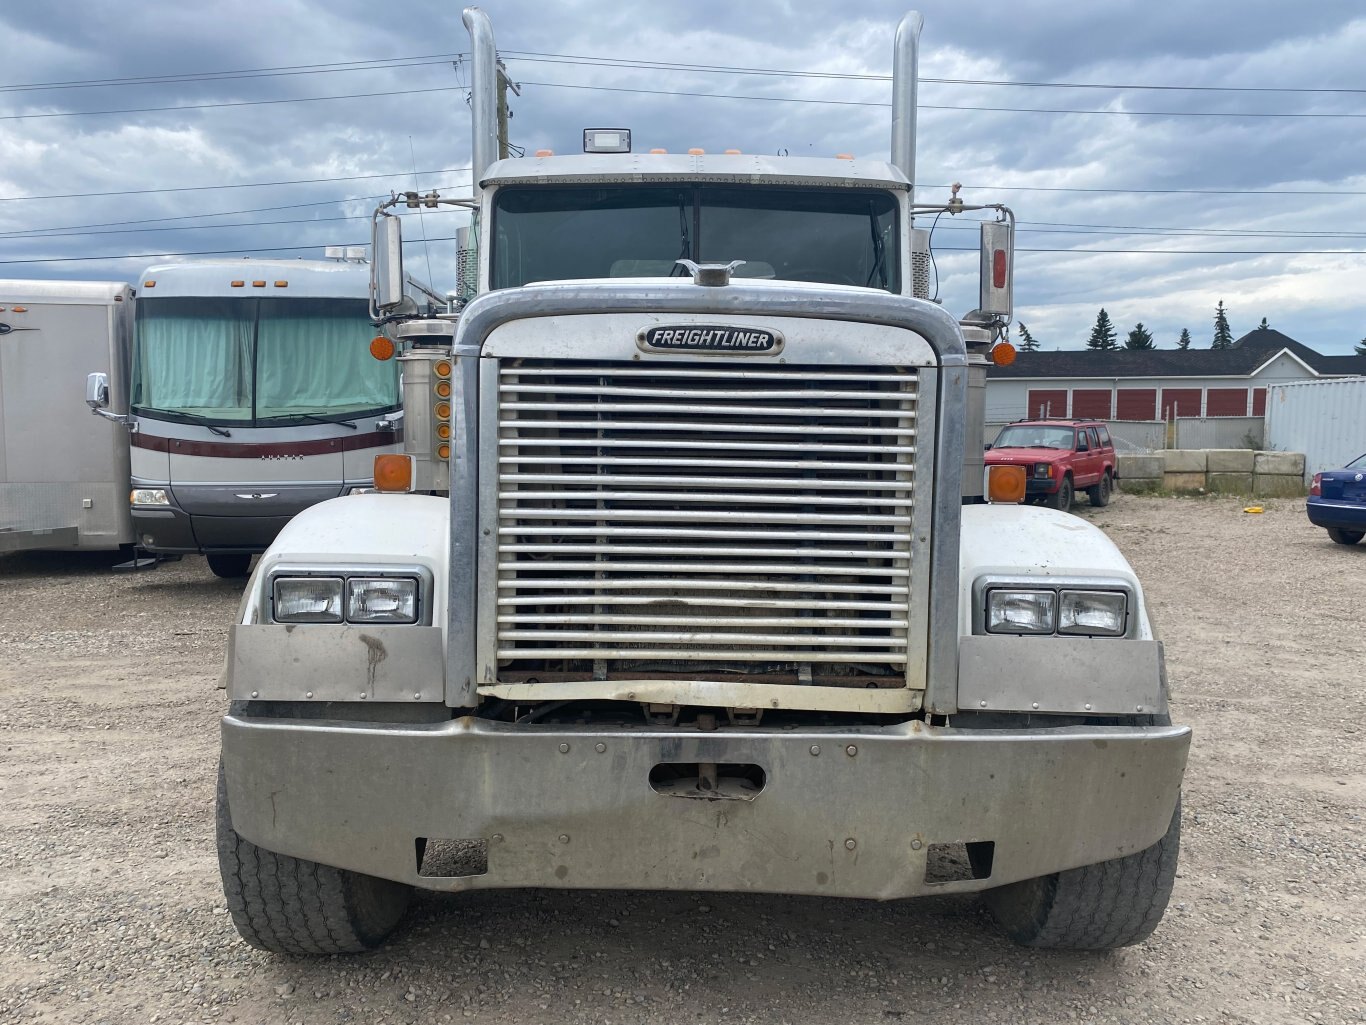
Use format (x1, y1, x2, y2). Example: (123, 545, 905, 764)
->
(984, 443, 993, 450)
(373, 214, 406, 312)
(86, 372, 110, 410)
(978, 220, 1013, 318)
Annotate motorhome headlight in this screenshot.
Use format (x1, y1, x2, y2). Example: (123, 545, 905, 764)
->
(346, 577, 419, 624)
(273, 577, 344, 623)
(1058, 590, 1127, 636)
(131, 488, 170, 506)
(985, 589, 1056, 634)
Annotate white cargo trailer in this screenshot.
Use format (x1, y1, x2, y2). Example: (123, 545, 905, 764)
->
(0, 280, 135, 553)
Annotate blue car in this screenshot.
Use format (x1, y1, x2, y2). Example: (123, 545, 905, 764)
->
(1307, 452, 1366, 545)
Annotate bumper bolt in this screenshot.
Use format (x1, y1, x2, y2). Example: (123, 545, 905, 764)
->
(595, 742, 606, 754)
(491, 833, 504, 844)
(845, 744, 858, 757)
(558, 742, 570, 754)
(558, 833, 570, 844)
(250, 691, 258, 698)
(844, 838, 857, 850)
(413, 692, 421, 700)
(306, 691, 313, 699)
(910, 838, 923, 851)
(809, 745, 821, 756)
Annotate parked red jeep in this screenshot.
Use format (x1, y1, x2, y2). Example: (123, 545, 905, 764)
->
(985, 419, 1117, 509)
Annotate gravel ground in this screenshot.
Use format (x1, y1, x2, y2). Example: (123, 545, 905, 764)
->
(1, 493, 1363, 1025)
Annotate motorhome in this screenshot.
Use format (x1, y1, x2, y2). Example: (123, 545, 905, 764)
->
(88, 252, 414, 577)
(1, 279, 135, 554)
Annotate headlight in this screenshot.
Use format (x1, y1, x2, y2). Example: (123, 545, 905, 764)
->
(347, 486, 376, 496)
(1058, 590, 1127, 636)
(131, 488, 170, 506)
(986, 589, 1056, 634)
(346, 577, 418, 623)
(273, 577, 344, 623)
(1032, 463, 1052, 479)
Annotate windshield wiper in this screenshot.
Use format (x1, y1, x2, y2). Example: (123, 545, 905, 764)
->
(669, 196, 691, 275)
(275, 412, 358, 430)
(865, 200, 888, 289)
(140, 408, 232, 437)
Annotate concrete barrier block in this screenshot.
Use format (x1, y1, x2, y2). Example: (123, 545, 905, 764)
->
(1117, 477, 1162, 495)
(1253, 474, 1307, 498)
(1207, 449, 1255, 473)
(1163, 449, 1207, 473)
(1207, 472, 1254, 494)
(1255, 451, 1305, 476)
(1163, 471, 1208, 492)
(1118, 454, 1164, 480)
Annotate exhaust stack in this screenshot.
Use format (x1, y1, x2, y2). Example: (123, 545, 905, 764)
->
(462, 7, 499, 186)
(891, 11, 923, 208)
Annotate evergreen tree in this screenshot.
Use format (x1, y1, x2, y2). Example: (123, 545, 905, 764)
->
(1177, 328, 1192, 350)
(1125, 322, 1155, 350)
(1086, 308, 1118, 351)
(1357, 337, 1366, 356)
(1016, 322, 1040, 352)
(1212, 300, 1234, 349)
(1258, 317, 1269, 330)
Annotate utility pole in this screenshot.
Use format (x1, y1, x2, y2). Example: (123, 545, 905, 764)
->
(496, 59, 520, 160)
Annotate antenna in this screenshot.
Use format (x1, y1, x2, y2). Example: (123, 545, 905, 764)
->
(409, 136, 435, 290)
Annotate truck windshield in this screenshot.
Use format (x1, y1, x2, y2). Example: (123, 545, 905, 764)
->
(130, 297, 398, 426)
(994, 425, 1077, 450)
(492, 184, 900, 292)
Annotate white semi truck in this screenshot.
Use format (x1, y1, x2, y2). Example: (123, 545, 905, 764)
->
(216, 9, 1190, 954)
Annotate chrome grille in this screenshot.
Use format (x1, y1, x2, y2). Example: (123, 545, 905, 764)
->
(492, 360, 920, 686)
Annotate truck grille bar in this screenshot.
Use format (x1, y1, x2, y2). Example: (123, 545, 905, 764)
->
(491, 360, 921, 685)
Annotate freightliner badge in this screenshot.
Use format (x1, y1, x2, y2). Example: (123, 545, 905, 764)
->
(638, 324, 783, 355)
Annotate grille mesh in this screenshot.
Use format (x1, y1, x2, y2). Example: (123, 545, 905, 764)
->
(493, 360, 918, 685)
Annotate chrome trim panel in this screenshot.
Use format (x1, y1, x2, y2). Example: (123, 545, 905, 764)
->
(958, 636, 1166, 716)
(446, 342, 482, 707)
(221, 715, 1190, 897)
(925, 364, 966, 714)
(227, 624, 444, 702)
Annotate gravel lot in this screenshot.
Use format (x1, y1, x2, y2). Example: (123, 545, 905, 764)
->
(1, 494, 1363, 1025)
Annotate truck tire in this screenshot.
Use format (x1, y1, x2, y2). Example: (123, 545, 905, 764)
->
(215, 764, 411, 954)
(1088, 471, 1113, 508)
(1327, 527, 1364, 545)
(981, 799, 1180, 950)
(207, 553, 252, 579)
(1048, 476, 1073, 511)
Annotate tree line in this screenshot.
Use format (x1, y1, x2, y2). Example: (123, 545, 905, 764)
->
(1015, 301, 1281, 352)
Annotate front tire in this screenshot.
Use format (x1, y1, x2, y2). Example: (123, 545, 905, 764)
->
(1049, 476, 1074, 511)
(1327, 527, 1364, 545)
(207, 553, 252, 578)
(1088, 471, 1113, 507)
(215, 764, 411, 954)
(981, 799, 1181, 950)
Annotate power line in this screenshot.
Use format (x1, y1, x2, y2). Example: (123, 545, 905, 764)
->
(6, 46, 1362, 97)
(0, 167, 469, 203)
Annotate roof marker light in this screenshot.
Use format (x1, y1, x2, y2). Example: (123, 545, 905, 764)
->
(230, 281, 245, 287)
(688, 147, 705, 155)
(836, 153, 854, 160)
(252, 280, 266, 288)
(143, 280, 156, 288)
(649, 148, 668, 154)
(11, 306, 26, 313)
(274, 280, 288, 287)
(724, 148, 741, 155)
(535, 148, 554, 157)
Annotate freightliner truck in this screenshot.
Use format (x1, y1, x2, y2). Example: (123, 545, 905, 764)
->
(215, 8, 1190, 954)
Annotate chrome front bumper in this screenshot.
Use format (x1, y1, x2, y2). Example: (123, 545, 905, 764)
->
(221, 715, 1189, 899)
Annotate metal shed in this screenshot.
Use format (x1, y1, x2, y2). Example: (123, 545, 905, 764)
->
(1265, 377, 1366, 482)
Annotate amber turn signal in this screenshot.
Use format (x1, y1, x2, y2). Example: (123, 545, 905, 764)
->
(373, 454, 413, 493)
(434, 379, 452, 399)
(986, 464, 1027, 504)
(369, 336, 395, 361)
(990, 341, 1017, 366)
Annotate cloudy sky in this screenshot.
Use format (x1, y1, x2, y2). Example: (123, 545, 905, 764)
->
(3, 0, 1366, 354)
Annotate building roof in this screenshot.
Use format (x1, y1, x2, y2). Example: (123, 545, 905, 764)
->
(989, 327, 1366, 380)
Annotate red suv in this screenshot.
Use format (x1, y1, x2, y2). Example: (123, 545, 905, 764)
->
(985, 419, 1117, 509)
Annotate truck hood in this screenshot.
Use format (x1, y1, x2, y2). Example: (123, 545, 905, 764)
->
(985, 447, 1068, 463)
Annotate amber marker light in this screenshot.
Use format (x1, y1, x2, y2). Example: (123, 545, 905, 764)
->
(434, 401, 451, 419)
(436, 442, 451, 460)
(10, 306, 26, 313)
(688, 147, 705, 155)
(436, 422, 452, 440)
(986, 464, 1027, 504)
(252, 280, 266, 287)
(990, 341, 1017, 366)
(535, 149, 554, 157)
(230, 280, 245, 287)
(433, 360, 452, 378)
(143, 281, 156, 288)
(369, 336, 396, 361)
(434, 380, 452, 399)
(274, 280, 289, 287)
(373, 454, 413, 493)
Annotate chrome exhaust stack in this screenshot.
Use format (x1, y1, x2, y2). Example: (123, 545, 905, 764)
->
(462, 7, 499, 186)
(891, 11, 923, 208)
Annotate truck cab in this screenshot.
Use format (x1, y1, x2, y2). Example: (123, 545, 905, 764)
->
(214, 7, 1189, 957)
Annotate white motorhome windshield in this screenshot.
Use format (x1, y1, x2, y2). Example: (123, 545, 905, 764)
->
(491, 184, 899, 291)
(130, 297, 398, 426)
